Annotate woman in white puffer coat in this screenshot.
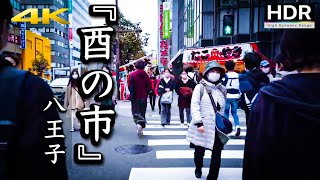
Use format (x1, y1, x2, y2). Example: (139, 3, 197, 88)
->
(186, 61, 227, 180)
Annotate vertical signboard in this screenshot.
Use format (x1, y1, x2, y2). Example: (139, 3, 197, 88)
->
(69, 28, 73, 40)
(187, 0, 194, 38)
(68, 0, 72, 13)
(159, 3, 169, 67)
(163, 2, 171, 39)
(20, 22, 26, 49)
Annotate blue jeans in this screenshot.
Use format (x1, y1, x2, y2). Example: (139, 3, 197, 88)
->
(224, 98, 240, 126)
(161, 103, 171, 125)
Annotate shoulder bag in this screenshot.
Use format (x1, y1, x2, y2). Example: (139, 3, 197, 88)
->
(205, 87, 233, 135)
(160, 91, 173, 104)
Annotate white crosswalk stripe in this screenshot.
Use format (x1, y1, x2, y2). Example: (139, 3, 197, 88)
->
(129, 110, 246, 180)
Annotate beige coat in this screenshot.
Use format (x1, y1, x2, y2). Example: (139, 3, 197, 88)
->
(186, 79, 228, 150)
(64, 85, 85, 110)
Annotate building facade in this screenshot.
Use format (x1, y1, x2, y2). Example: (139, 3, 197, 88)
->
(20, 30, 51, 79)
(171, 0, 319, 62)
(21, 0, 70, 68)
(2, 0, 22, 57)
(68, 0, 91, 67)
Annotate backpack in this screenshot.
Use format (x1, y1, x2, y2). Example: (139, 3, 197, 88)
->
(223, 73, 240, 95)
(0, 67, 28, 178)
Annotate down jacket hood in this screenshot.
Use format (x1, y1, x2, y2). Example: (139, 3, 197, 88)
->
(260, 73, 320, 122)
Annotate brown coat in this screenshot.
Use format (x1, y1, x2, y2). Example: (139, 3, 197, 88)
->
(64, 85, 85, 110)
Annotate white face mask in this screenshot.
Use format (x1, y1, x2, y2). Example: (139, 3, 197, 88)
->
(261, 67, 270, 74)
(181, 74, 188, 79)
(72, 74, 78, 79)
(207, 72, 220, 82)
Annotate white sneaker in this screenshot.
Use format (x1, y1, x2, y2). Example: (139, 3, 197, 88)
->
(181, 123, 184, 127)
(70, 128, 75, 132)
(137, 124, 143, 136)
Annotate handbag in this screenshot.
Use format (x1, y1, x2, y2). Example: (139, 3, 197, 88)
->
(206, 89, 233, 135)
(179, 87, 193, 98)
(160, 91, 173, 104)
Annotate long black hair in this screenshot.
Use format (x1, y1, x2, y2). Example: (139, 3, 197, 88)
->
(68, 69, 80, 88)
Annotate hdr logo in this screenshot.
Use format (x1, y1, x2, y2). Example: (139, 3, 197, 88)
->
(264, 4, 315, 29)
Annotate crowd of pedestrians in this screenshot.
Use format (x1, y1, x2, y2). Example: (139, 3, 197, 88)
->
(1, 1, 319, 179)
(125, 24, 319, 180)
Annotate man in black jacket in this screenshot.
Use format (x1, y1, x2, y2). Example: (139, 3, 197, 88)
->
(0, 1, 68, 179)
(243, 19, 320, 180)
(239, 52, 269, 126)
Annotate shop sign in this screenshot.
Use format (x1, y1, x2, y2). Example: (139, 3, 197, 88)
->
(182, 43, 254, 63)
(7, 34, 21, 45)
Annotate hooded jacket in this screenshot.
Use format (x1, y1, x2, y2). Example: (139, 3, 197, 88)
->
(128, 69, 151, 100)
(243, 73, 320, 180)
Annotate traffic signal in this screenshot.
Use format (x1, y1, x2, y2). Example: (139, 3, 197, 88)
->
(223, 15, 234, 36)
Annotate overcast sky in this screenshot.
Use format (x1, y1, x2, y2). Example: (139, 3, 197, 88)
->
(88, 0, 158, 55)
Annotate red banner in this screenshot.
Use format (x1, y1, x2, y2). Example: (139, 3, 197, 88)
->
(68, 28, 72, 40)
(159, 4, 169, 66)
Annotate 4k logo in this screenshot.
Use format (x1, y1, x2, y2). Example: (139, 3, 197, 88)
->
(11, 8, 69, 24)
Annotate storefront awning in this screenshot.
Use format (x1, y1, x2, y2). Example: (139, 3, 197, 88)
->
(167, 49, 184, 68)
(119, 54, 153, 71)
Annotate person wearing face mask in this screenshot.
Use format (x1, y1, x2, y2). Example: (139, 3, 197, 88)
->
(260, 60, 274, 82)
(186, 61, 227, 179)
(64, 69, 85, 132)
(175, 70, 196, 127)
(158, 69, 174, 127)
(100, 66, 117, 128)
(243, 20, 320, 180)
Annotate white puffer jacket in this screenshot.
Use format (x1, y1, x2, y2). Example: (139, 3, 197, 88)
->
(186, 79, 226, 150)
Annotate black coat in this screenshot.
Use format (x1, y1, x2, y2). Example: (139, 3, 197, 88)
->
(243, 73, 320, 180)
(238, 69, 270, 112)
(0, 65, 68, 179)
(175, 79, 196, 108)
(157, 78, 174, 96)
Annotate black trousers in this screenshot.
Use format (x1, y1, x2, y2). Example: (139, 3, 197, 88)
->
(149, 94, 156, 110)
(131, 99, 147, 128)
(158, 97, 161, 114)
(194, 132, 224, 180)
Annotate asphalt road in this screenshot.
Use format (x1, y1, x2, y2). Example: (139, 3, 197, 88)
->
(61, 95, 246, 180)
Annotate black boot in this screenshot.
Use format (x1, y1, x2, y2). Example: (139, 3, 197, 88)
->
(194, 147, 205, 178)
(195, 168, 202, 178)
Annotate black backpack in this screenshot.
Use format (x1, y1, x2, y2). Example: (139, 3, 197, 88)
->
(0, 67, 28, 178)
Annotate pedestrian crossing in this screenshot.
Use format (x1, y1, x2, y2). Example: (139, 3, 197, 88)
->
(129, 115, 246, 180)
